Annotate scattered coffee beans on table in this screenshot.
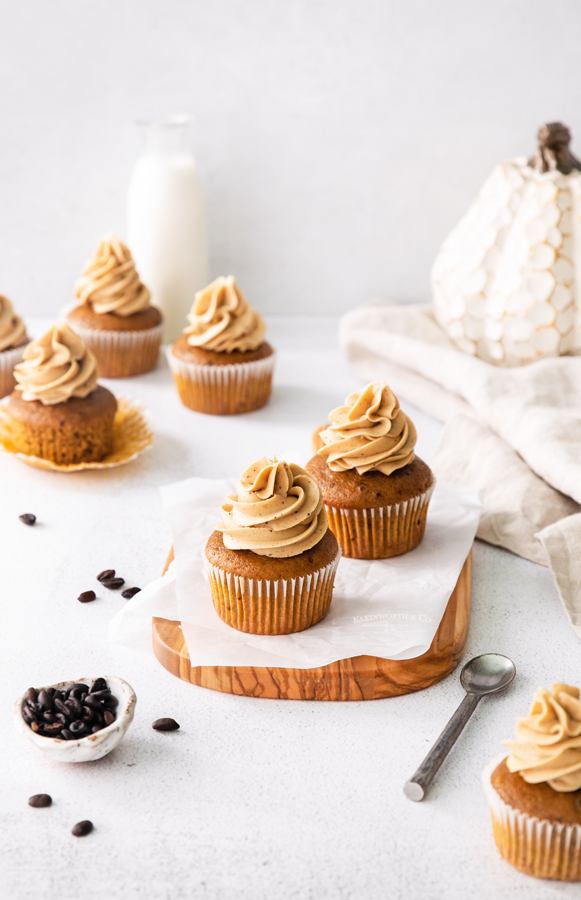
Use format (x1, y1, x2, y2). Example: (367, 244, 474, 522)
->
(28, 794, 52, 808)
(72, 820, 93, 837)
(22, 679, 118, 740)
(152, 718, 180, 732)
(19, 513, 36, 526)
(77, 590, 96, 603)
(121, 587, 141, 599)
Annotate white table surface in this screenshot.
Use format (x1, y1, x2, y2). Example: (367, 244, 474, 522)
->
(2, 316, 579, 900)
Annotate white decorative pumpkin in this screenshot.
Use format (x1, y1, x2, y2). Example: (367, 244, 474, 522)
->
(432, 123, 581, 366)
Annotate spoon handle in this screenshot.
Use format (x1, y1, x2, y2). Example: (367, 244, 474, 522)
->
(404, 692, 481, 801)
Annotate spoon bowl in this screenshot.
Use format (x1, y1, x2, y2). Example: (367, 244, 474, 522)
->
(460, 653, 516, 696)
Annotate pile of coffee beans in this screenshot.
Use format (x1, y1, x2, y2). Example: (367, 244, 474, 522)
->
(22, 678, 117, 740)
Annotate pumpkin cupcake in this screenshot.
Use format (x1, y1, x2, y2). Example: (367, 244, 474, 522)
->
(6, 323, 117, 465)
(483, 683, 581, 881)
(168, 276, 275, 415)
(205, 456, 340, 634)
(67, 234, 163, 377)
(306, 381, 434, 559)
(0, 295, 29, 398)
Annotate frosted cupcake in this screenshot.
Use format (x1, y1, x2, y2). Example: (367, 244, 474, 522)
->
(0, 295, 28, 398)
(205, 456, 340, 634)
(168, 276, 275, 415)
(6, 323, 117, 465)
(306, 382, 434, 559)
(483, 683, 581, 881)
(67, 234, 163, 377)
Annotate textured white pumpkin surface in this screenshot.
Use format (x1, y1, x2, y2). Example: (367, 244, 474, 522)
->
(432, 156, 581, 366)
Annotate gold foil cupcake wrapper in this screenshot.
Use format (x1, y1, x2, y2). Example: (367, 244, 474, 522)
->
(325, 482, 435, 559)
(0, 344, 26, 399)
(168, 347, 275, 415)
(68, 323, 164, 378)
(482, 756, 581, 881)
(206, 550, 340, 635)
(0, 395, 153, 472)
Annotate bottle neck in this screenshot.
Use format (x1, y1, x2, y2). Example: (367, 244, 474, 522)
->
(138, 117, 192, 157)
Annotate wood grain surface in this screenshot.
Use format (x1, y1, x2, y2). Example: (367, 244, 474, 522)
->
(152, 548, 472, 701)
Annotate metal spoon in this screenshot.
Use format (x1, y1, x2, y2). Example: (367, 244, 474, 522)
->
(404, 653, 516, 802)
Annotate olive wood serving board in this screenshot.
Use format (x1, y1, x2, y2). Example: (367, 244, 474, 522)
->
(152, 548, 472, 701)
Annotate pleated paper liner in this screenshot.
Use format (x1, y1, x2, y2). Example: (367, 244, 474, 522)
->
(0, 396, 153, 472)
(0, 344, 26, 399)
(482, 756, 581, 882)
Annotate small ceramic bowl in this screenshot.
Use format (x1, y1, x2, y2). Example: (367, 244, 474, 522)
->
(14, 676, 136, 763)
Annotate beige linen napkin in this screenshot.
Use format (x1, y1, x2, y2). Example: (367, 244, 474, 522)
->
(340, 302, 581, 639)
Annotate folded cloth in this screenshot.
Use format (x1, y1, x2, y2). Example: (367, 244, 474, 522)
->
(340, 302, 581, 640)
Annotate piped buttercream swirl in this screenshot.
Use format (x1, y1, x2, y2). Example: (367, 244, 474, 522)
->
(504, 683, 581, 792)
(317, 381, 417, 475)
(74, 234, 151, 316)
(14, 323, 98, 405)
(216, 457, 328, 558)
(0, 295, 27, 352)
(184, 276, 265, 352)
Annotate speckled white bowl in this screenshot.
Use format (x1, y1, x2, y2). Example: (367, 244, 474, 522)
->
(14, 676, 136, 763)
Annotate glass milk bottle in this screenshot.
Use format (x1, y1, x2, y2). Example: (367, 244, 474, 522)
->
(127, 116, 209, 342)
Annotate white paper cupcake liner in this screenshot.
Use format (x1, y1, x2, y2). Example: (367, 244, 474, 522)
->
(482, 755, 581, 881)
(0, 344, 26, 399)
(325, 481, 435, 559)
(206, 549, 340, 634)
(168, 347, 275, 415)
(67, 322, 164, 378)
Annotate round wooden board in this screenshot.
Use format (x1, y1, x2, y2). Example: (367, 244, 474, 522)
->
(152, 548, 472, 701)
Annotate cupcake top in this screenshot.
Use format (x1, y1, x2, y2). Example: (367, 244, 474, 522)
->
(183, 276, 265, 353)
(14, 323, 98, 406)
(74, 234, 151, 317)
(0, 295, 27, 352)
(216, 456, 328, 558)
(504, 682, 581, 792)
(317, 381, 417, 476)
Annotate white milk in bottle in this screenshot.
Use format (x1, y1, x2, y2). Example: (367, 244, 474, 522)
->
(127, 116, 209, 341)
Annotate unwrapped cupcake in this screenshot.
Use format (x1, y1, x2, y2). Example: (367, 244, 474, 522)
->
(307, 381, 434, 559)
(6, 323, 117, 465)
(483, 683, 581, 881)
(205, 456, 340, 634)
(67, 234, 163, 377)
(168, 276, 275, 415)
(0, 295, 29, 398)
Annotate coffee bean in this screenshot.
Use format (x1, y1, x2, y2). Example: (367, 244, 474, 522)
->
(91, 724, 102, 734)
(67, 683, 89, 696)
(55, 713, 68, 725)
(54, 698, 70, 718)
(121, 587, 141, 599)
(68, 696, 82, 716)
(38, 690, 53, 712)
(103, 710, 115, 727)
(152, 718, 180, 732)
(69, 721, 87, 736)
(97, 569, 115, 583)
(102, 695, 118, 708)
(89, 678, 107, 694)
(101, 577, 124, 590)
(30, 722, 40, 732)
(72, 820, 93, 837)
(43, 723, 63, 737)
(83, 695, 103, 712)
(89, 690, 110, 701)
(60, 729, 74, 740)
(19, 513, 36, 526)
(78, 591, 96, 603)
(22, 705, 36, 724)
(28, 794, 52, 808)
(42, 712, 57, 723)
(25, 688, 38, 704)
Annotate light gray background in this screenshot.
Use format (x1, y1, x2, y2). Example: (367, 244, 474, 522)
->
(1, 0, 581, 316)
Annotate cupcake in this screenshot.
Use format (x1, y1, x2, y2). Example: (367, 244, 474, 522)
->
(168, 276, 275, 415)
(67, 234, 163, 377)
(483, 683, 581, 881)
(205, 456, 340, 634)
(6, 323, 117, 465)
(306, 381, 434, 559)
(0, 295, 29, 398)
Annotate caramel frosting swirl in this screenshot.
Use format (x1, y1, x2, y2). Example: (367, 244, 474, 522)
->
(0, 295, 27, 352)
(317, 381, 417, 476)
(184, 276, 265, 352)
(504, 683, 581, 792)
(74, 234, 151, 316)
(14, 323, 98, 406)
(216, 457, 328, 558)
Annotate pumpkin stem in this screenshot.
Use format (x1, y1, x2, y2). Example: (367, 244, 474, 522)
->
(529, 122, 581, 174)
